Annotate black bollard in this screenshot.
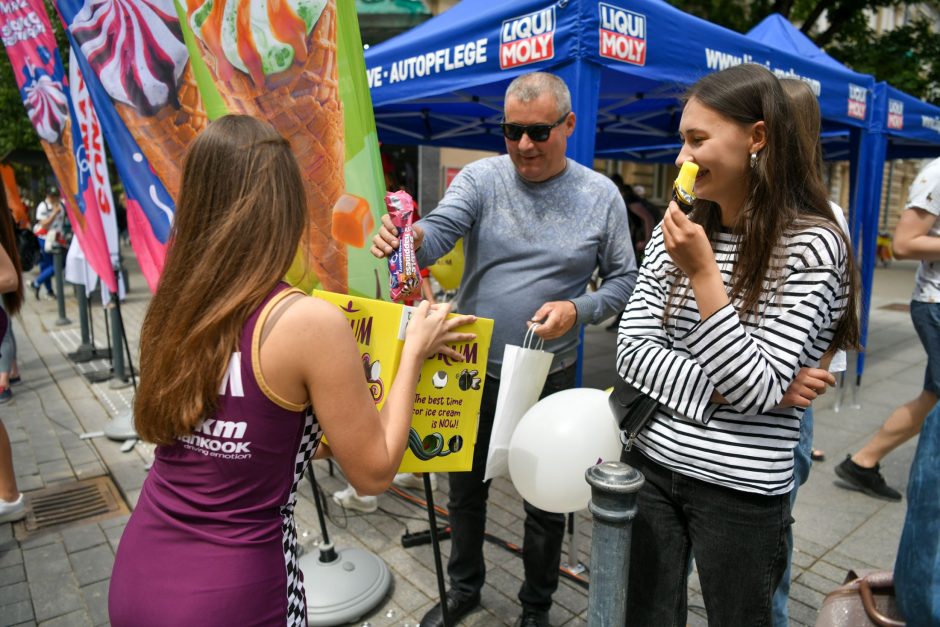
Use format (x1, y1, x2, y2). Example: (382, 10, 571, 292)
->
(107, 288, 131, 389)
(52, 246, 71, 326)
(585, 461, 645, 627)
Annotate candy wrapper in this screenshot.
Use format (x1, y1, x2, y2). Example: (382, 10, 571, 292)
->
(386, 191, 423, 301)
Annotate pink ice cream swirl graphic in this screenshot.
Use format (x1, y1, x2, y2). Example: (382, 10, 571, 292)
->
(23, 70, 68, 144)
(69, 0, 188, 115)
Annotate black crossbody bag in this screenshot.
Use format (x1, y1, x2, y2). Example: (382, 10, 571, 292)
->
(608, 378, 660, 452)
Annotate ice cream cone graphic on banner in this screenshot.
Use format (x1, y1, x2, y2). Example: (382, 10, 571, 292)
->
(23, 67, 80, 226)
(185, 0, 348, 293)
(68, 0, 208, 200)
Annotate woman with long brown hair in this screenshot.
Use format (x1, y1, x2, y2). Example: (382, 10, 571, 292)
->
(109, 115, 475, 626)
(616, 64, 859, 624)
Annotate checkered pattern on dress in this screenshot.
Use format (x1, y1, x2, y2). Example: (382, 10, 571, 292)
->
(282, 409, 322, 626)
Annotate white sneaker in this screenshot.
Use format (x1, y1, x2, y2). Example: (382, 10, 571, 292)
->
(392, 472, 437, 491)
(0, 493, 25, 523)
(331, 485, 377, 513)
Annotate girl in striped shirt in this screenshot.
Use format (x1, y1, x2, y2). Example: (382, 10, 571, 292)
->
(617, 64, 859, 625)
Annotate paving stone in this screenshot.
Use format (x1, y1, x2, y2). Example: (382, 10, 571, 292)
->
(788, 598, 819, 627)
(0, 580, 30, 605)
(68, 545, 113, 586)
(29, 572, 83, 623)
(38, 610, 93, 627)
(24, 541, 70, 579)
(60, 525, 107, 555)
(19, 532, 60, 551)
(0, 599, 35, 624)
(80, 580, 109, 627)
(789, 579, 826, 609)
(37, 459, 74, 484)
(0, 541, 23, 568)
(0, 563, 27, 586)
(16, 474, 45, 493)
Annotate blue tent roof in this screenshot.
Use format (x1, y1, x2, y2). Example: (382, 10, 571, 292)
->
(745, 13, 844, 71)
(747, 13, 940, 160)
(365, 0, 876, 155)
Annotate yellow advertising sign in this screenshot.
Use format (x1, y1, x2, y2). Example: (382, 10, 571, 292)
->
(314, 291, 493, 473)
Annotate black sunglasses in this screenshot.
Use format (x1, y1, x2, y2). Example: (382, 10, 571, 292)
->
(500, 111, 570, 142)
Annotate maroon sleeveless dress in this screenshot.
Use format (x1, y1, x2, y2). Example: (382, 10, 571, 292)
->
(110, 284, 321, 626)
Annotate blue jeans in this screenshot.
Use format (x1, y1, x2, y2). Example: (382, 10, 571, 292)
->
(895, 401, 940, 625)
(771, 407, 813, 627)
(623, 449, 790, 627)
(33, 237, 54, 293)
(446, 366, 576, 612)
(910, 300, 940, 395)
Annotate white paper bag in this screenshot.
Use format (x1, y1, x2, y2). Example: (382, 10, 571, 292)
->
(484, 326, 553, 481)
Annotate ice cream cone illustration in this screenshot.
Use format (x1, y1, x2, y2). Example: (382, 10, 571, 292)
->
(23, 68, 80, 219)
(69, 0, 208, 200)
(186, 0, 347, 293)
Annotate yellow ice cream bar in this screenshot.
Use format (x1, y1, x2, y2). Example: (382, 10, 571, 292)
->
(331, 193, 374, 248)
(673, 161, 698, 212)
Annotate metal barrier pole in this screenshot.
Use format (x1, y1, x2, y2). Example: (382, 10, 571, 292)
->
(52, 246, 70, 326)
(107, 290, 131, 389)
(585, 461, 645, 627)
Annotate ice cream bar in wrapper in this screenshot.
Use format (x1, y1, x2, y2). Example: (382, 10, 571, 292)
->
(386, 191, 423, 301)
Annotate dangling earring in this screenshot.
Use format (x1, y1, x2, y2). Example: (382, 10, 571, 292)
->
(750, 152, 757, 169)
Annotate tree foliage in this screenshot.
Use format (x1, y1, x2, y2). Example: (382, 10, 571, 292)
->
(669, 0, 940, 104)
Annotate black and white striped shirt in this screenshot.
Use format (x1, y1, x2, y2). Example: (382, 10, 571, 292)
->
(616, 224, 849, 495)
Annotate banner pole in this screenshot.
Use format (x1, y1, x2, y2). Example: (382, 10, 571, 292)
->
(424, 473, 452, 627)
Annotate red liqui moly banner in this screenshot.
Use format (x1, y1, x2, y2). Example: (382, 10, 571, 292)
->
(0, 0, 117, 292)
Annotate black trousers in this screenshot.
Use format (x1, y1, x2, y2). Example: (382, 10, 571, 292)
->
(446, 366, 577, 613)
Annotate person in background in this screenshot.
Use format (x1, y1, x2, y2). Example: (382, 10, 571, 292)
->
(107, 115, 476, 626)
(0, 188, 25, 519)
(373, 71, 636, 627)
(30, 187, 64, 300)
(0, 201, 22, 403)
(835, 155, 940, 501)
(616, 64, 858, 625)
(771, 76, 851, 627)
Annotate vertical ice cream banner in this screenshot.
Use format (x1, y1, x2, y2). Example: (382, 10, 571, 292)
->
(67, 47, 119, 293)
(56, 0, 184, 293)
(0, 0, 116, 293)
(66, 0, 207, 201)
(179, 0, 388, 298)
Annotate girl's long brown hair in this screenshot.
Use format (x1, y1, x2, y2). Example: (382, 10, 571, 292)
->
(0, 190, 24, 315)
(677, 64, 859, 352)
(134, 115, 308, 445)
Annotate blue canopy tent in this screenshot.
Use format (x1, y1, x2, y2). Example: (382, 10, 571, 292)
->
(364, 0, 882, 380)
(747, 13, 940, 386)
(365, 0, 876, 161)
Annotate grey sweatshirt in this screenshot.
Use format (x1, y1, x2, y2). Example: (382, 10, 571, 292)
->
(416, 155, 637, 377)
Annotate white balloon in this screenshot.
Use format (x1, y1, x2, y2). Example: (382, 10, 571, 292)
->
(507, 388, 623, 513)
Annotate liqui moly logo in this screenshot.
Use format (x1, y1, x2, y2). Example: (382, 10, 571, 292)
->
(500, 7, 555, 70)
(598, 3, 647, 66)
(848, 83, 867, 120)
(887, 99, 904, 130)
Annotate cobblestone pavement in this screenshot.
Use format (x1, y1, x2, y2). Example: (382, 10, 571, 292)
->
(0, 251, 923, 626)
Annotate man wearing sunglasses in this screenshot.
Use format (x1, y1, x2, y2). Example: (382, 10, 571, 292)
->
(371, 72, 636, 627)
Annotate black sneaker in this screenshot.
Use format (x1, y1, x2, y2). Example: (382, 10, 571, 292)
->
(31, 282, 40, 301)
(835, 456, 902, 501)
(517, 609, 550, 627)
